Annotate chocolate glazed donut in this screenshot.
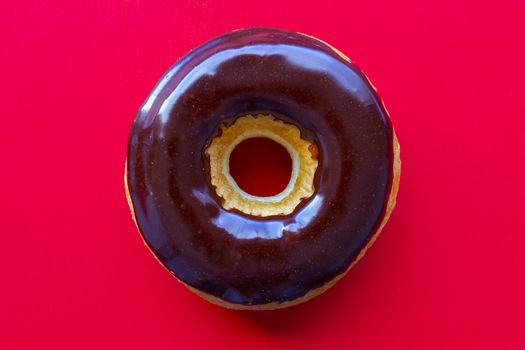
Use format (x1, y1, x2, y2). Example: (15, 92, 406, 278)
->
(125, 28, 401, 310)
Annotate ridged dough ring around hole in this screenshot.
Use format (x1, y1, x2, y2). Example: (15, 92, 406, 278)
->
(205, 114, 319, 217)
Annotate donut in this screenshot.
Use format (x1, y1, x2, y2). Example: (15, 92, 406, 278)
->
(125, 28, 401, 310)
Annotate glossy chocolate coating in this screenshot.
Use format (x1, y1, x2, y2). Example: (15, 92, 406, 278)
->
(127, 28, 394, 305)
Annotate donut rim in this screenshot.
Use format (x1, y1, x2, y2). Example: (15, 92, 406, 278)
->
(125, 28, 401, 310)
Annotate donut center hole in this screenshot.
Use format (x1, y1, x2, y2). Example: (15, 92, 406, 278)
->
(229, 137, 292, 197)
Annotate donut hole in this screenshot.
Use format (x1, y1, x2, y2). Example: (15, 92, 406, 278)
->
(229, 137, 292, 197)
(206, 114, 317, 216)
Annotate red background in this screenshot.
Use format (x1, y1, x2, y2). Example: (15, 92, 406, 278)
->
(1, 1, 524, 349)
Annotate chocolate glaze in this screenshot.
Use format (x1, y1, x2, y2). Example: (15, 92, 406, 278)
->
(127, 28, 394, 305)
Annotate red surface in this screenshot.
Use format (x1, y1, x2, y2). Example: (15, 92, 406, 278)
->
(1, 1, 524, 349)
(230, 137, 293, 197)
